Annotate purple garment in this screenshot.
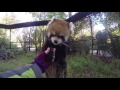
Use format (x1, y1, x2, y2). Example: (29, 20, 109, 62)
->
(32, 52, 52, 73)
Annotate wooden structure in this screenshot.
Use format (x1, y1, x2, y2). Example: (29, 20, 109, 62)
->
(0, 12, 99, 78)
(45, 63, 67, 78)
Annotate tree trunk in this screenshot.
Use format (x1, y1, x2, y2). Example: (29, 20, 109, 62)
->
(89, 16, 93, 55)
(45, 63, 67, 78)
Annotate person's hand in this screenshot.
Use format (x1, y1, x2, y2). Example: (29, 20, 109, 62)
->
(32, 47, 56, 73)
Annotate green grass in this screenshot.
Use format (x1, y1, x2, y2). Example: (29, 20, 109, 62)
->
(0, 52, 120, 78)
(67, 54, 120, 78)
(0, 52, 36, 72)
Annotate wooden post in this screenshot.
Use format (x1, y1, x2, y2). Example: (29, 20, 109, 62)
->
(10, 29, 11, 49)
(39, 32, 41, 50)
(29, 28, 31, 51)
(45, 63, 67, 78)
(35, 27, 37, 53)
(42, 29, 45, 45)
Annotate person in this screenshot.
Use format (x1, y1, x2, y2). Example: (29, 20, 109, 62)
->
(0, 47, 56, 78)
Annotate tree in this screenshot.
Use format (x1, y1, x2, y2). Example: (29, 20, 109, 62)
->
(30, 12, 67, 20)
(0, 12, 18, 47)
(0, 12, 19, 42)
(91, 12, 120, 58)
(16, 27, 33, 52)
(0, 12, 19, 60)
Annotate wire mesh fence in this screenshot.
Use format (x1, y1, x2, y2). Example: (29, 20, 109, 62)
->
(0, 12, 120, 60)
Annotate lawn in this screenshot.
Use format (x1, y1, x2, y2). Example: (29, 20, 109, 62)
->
(0, 52, 36, 72)
(0, 52, 120, 78)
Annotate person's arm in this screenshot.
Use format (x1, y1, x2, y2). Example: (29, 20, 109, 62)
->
(0, 48, 56, 78)
(0, 63, 42, 78)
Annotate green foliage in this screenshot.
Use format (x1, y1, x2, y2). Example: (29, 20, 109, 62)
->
(70, 36, 91, 56)
(0, 29, 18, 60)
(30, 12, 67, 21)
(111, 27, 120, 36)
(0, 47, 24, 60)
(69, 17, 91, 55)
(74, 18, 90, 37)
(110, 36, 120, 58)
(47, 12, 67, 19)
(0, 12, 18, 24)
(93, 12, 120, 32)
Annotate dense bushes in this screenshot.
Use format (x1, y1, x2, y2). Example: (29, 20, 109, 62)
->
(0, 37, 19, 60)
(110, 36, 120, 58)
(69, 36, 91, 56)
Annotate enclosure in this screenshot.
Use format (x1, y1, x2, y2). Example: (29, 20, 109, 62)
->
(0, 12, 120, 78)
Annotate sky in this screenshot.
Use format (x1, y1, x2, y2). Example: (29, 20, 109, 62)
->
(0, 12, 78, 23)
(0, 12, 33, 23)
(94, 24, 105, 31)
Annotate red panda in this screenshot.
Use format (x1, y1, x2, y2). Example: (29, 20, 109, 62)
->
(42, 17, 74, 70)
(47, 17, 74, 45)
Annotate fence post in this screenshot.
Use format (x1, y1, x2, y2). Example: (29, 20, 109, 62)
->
(29, 28, 31, 51)
(10, 29, 11, 49)
(35, 27, 37, 53)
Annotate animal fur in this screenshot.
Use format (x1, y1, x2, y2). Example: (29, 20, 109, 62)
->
(41, 18, 74, 77)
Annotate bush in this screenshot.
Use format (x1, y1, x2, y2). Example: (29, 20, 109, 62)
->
(0, 35, 21, 60)
(69, 36, 90, 55)
(0, 49, 15, 60)
(110, 36, 120, 58)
